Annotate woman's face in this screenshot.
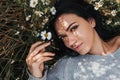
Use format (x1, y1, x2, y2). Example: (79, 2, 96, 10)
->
(55, 13, 96, 55)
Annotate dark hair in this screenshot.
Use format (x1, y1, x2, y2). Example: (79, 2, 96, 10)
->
(49, 0, 119, 57)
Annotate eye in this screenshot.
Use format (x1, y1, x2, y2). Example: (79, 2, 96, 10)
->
(58, 35, 67, 40)
(70, 25, 78, 32)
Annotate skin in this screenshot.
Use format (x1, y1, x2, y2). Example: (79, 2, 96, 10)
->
(26, 13, 120, 78)
(26, 42, 55, 77)
(55, 14, 120, 55)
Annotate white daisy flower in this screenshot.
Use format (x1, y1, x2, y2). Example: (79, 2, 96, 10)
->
(20, 25, 25, 30)
(111, 10, 117, 16)
(15, 31, 20, 35)
(42, 18, 49, 26)
(34, 31, 40, 37)
(114, 21, 120, 25)
(41, 0, 45, 3)
(34, 11, 43, 17)
(106, 20, 112, 24)
(43, 18, 49, 23)
(16, 77, 20, 80)
(45, 2, 49, 5)
(41, 30, 52, 40)
(50, 7, 56, 15)
(30, 0, 38, 8)
(41, 0, 45, 5)
(94, 1, 103, 10)
(26, 15, 31, 21)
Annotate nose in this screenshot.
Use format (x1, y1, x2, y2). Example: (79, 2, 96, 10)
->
(66, 35, 77, 48)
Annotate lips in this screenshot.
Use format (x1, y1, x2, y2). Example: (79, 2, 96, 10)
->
(73, 43, 83, 51)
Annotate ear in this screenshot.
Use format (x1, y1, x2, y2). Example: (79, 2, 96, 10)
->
(88, 18, 96, 28)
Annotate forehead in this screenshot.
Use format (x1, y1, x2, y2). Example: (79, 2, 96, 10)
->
(55, 14, 79, 32)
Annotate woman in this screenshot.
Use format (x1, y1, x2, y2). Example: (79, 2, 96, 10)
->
(26, 0, 120, 80)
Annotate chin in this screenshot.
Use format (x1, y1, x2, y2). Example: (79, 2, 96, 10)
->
(77, 49, 89, 55)
(79, 52, 88, 55)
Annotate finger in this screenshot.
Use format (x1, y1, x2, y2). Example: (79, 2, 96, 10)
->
(26, 58, 32, 69)
(27, 42, 51, 64)
(27, 48, 45, 61)
(41, 52, 55, 57)
(29, 42, 51, 57)
(29, 41, 42, 53)
(31, 52, 54, 61)
(32, 53, 42, 62)
(26, 58, 29, 65)
(40, 48, 45, 53)
(36, 57, 53, 63)
(31, 52, 55, 63)
(35, 42, 51, 52)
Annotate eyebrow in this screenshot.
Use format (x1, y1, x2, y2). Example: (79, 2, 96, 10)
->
(66, 22, 76, 31)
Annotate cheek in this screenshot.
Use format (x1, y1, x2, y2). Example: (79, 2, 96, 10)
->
(77, 26, 93, 38)
(76, 28, 94, 45)
(62, 38, 69, 47)
(62, 35, 77, 48)
(74, 29, 86, 40)
(78, 29, 94, 47)
(64, 42, 68, 47)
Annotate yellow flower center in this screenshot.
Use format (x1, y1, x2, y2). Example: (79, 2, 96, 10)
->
(44, 33, 48, 37)
(33, 1, 36, 5)
(96, 4, 99, 8)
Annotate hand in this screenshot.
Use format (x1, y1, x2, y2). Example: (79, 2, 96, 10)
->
(26, 41, 55, 78)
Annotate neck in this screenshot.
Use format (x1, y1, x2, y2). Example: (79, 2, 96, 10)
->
(89, 31, 114, 55)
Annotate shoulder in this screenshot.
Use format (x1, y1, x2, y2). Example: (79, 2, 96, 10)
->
(49, 55, 82, 72)
(54, 56, 69, 66)
(117, 36, 120, 47)
(45, 56, 70, 80)
(115, 36, 120, 47)
(108, 36, 120, 48)
(47, 56, 70, 77)
(49, 56, 70, 71)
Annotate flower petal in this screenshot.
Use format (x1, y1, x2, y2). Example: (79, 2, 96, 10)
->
(47, 32, 52, 40)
